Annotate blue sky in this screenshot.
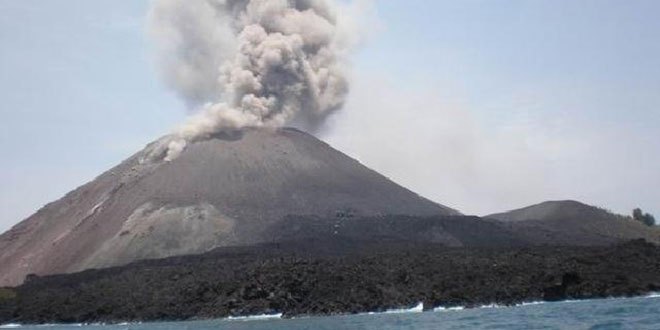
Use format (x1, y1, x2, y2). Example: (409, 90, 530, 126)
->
(1, 0, 659, 232)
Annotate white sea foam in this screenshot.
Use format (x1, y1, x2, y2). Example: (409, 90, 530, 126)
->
(383, 302, 424, 314)
(478, 303, 505, 309)
(361, 302, 425, 316)
(431, 296, 659, 313)
(226, 313, 283, 322)
(433, 306, 465, 312)
(0, 325, 22, 329)
(519, 301, 545, 306)
(434, 301, 546, 313)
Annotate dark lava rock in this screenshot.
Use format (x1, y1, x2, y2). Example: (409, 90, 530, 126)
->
(1, 239, 659, 324)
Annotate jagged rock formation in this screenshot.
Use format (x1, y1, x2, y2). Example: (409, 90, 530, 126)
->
(2, 239, 659, 324)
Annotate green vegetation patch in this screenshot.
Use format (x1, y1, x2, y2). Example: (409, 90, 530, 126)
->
(0, 288, 17, 301)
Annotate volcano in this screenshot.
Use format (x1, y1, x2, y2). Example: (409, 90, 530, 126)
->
(0, 128, 459, 286)
(488, 200, 660, 246)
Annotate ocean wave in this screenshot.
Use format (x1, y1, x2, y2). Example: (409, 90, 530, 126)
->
(225, 313, 283, 322)
(361, 302, 425, 316)
(433, 301, 549, 312)
(39, 323, 88, 327)
(1, 321, 138, 328)
(433, 306, 465, 312)
(431, 295, 660, 314)
(384, 302, 424, 314)
(645, 292, 660, 298)
(433, 303, 506, 312)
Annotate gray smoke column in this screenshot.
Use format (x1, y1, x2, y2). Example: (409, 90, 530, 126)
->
(148, 0, 353, 160)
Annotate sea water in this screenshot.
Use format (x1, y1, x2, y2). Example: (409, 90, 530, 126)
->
(4, 294, 660, 330)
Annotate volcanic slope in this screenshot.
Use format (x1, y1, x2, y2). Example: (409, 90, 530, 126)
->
(487, 200, 660, 246)
(0, 128, 460, 286)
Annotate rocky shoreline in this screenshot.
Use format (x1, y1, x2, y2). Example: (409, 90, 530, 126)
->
(1, 239, 660, 324)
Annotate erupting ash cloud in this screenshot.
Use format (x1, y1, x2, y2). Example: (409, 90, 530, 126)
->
(148, 0, 354, 160)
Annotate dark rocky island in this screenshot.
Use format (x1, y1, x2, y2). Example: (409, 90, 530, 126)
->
(1, 238, 659, 324)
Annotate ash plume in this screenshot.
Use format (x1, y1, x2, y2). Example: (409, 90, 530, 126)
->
(148, 0, 354, 160)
